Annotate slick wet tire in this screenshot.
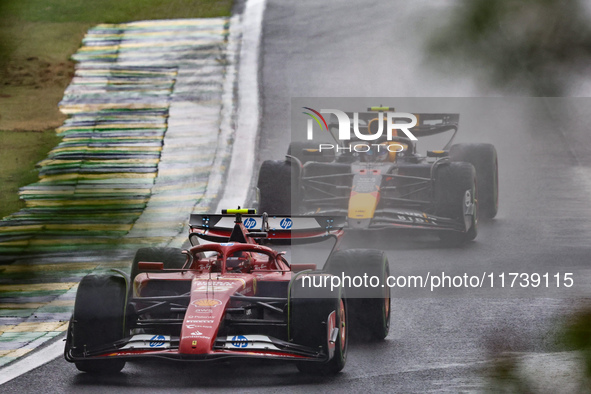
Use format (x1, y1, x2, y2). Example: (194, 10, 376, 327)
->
(130, 247, 186, 284)
(434, 162, 478, 244)
(290, 273, 347, 374)
(324, 249, 391, 341)
(449, 143, 498, 219)
(257, 160, 298, 215)
(70, 274, 127, 373)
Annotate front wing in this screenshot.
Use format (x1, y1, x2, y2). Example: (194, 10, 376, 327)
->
(311, 208, 467, 232)
(65, 333, 329, 363)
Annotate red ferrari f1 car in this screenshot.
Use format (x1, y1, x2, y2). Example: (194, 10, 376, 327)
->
(64, 209, 390, 375)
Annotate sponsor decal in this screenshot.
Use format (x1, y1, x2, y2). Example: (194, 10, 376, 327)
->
(186, 322, 214, 328)
(187, 319, 216, 323)
(193, 278, 246, 293)
(227, 278, 247, 288)
(186, 330, 212, 340)
(190, 308, 214, 314)
(393, 209, 426, 217)
(149, 335, 166, 348)
(220, 242, 234, 246)
(192, 299, 222, 307)
(243, 217, 257, 229)
(194, 281, 237, 287)
(223, 335, 280, 351)
(193, 279, 244, 289)
(186, 315, 208, 319)
(121, 334, 171, 350)
(280, 218, 292, 229)
(231, 335, 248, 348)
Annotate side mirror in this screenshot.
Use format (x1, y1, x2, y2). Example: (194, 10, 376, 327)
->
(426, 150, 448, 158)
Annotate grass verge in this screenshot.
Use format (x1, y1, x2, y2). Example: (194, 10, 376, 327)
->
(0, 0, 232, 219)
(0, 130, 62, 219)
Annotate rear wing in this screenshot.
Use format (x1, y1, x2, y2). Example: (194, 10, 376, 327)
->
(410, 113, 459, 139)
(189, 214, 347, 245)
(329, 111, 460, 147)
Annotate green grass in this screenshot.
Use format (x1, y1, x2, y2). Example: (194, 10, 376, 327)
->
(0, 0, 232, 220)
(0, 0, 232, 62)
(2, 0, 232, 24)
(0, 130, 62, 219)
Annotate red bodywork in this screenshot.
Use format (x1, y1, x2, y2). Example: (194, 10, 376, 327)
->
(131, 240, 294, 359)
(67, 215, 345, 363)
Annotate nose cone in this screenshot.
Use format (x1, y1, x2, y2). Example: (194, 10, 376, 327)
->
(179, 297, 224, 355)
(347, 217, 372, 229)
(348, 190, 379, 223)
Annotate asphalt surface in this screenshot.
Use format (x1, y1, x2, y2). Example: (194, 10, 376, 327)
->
(4, 0, 591, 392)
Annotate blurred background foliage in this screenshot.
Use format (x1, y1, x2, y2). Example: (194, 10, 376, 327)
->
(428, 0, 591, 96)
(562, 306, 591, 379)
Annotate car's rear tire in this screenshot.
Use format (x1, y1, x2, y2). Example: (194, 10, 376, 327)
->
(324, 249, 391, 341)
(450, 143, 498, 219)
(290, 273, 347, 375)
(257, 159, 298, 215)
(434, 162, 478, 244)
(130, 247, 186, 285)
(69, 274, 127, 373)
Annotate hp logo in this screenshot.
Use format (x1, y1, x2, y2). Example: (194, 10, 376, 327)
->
(243, 217, 257, 229)
(149, 335, 165, 347)
(231, 335, 248, 348)
(280, 218, 293, 229)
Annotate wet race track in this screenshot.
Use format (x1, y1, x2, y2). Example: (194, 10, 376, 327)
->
(4, 0, 591, 392)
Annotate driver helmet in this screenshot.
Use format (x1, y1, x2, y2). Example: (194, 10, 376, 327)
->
(361, 143, 389, 162)
(226, 251, 251, 273)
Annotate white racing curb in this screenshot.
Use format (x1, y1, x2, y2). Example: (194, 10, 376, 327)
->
(0, 0, 266, 385)
(216, 0, 266, 211)
(0, 336, 65, 385)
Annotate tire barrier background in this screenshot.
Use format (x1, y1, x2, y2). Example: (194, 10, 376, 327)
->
(0, 17, 240, 367)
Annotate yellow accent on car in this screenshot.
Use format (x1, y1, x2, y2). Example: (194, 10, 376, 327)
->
(224, 208, 256, 214)
(369, 106, 391, 111)
(348, 192, 379, 219)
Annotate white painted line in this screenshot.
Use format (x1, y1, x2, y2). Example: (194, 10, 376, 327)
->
(0, 334, 65, 386)
(216, 0, 266, 211)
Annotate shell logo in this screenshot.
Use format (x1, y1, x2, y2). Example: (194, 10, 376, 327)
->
(192, 299, 222, 307)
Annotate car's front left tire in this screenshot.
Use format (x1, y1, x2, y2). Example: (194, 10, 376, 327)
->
(68, 274, 127, 373)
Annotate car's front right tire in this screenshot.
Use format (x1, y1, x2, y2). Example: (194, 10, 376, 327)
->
(289, 273, 348, 375)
